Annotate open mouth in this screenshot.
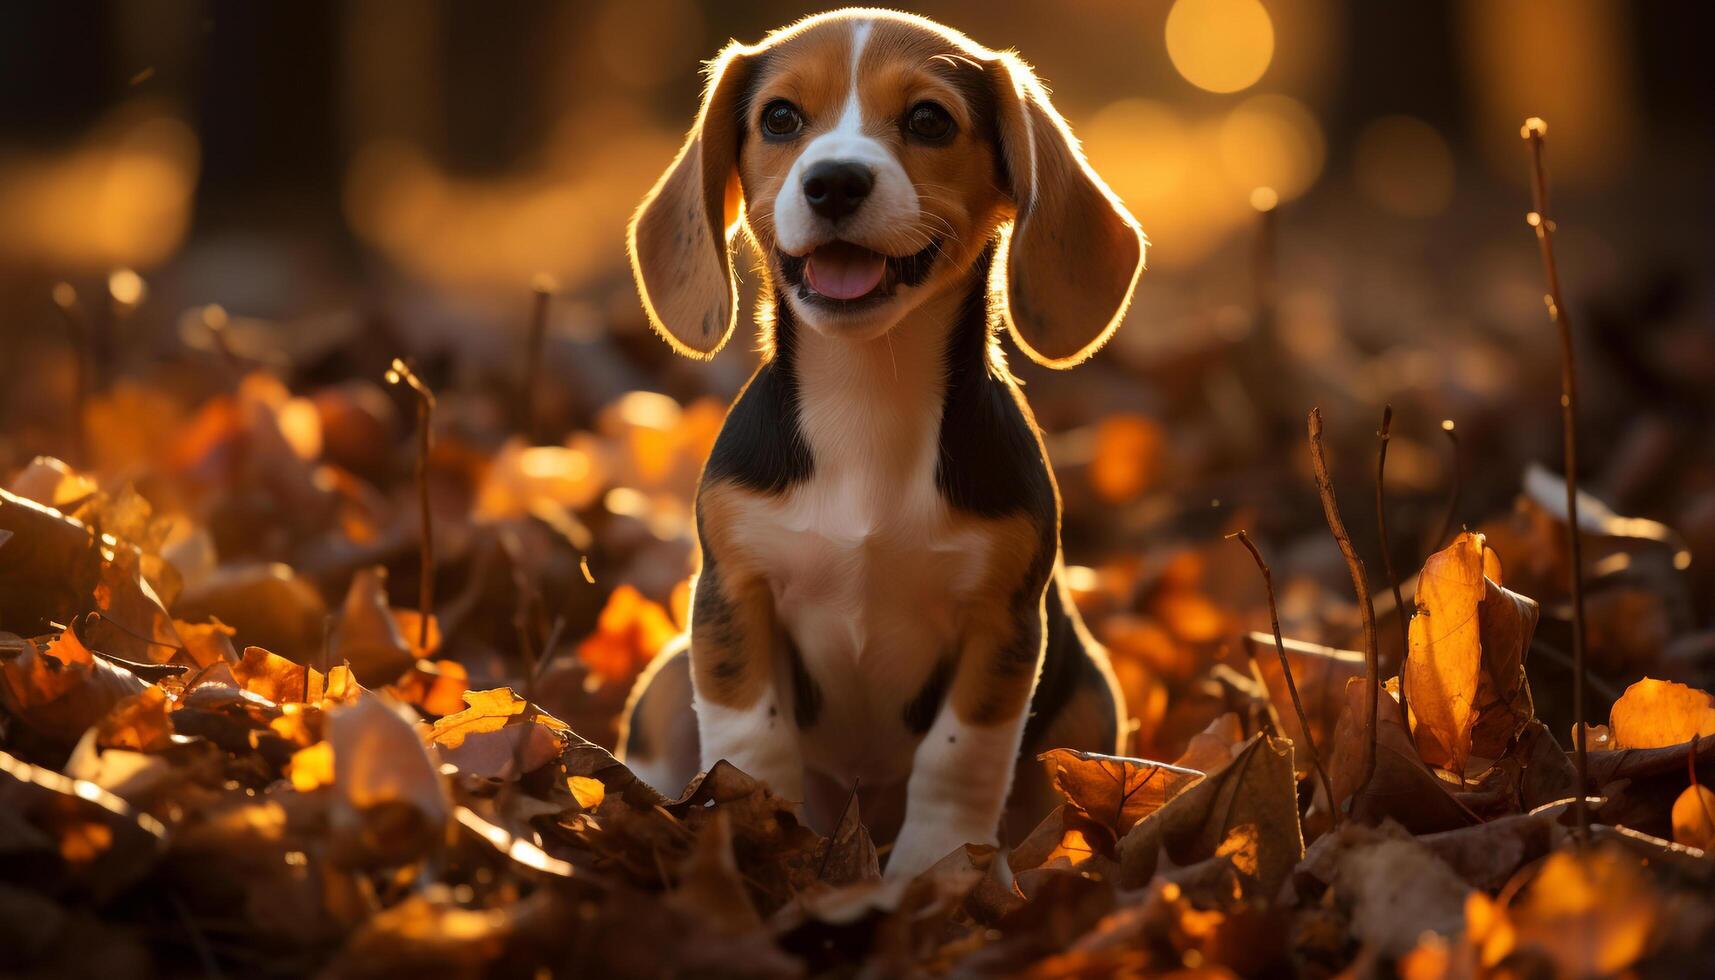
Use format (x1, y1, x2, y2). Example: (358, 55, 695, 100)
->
(777, 239, 941, 307)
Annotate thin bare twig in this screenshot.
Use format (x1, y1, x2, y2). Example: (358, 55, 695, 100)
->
(1375, 405, 1412, 732)
(1522, 117, 1590, 841)
(1433, 419, 1462, 550)
(522, 275, 555, 439)
(386, 358, 437, 653)
(1308, 408, 1381, 803)
(1228, 529, 1338, 824)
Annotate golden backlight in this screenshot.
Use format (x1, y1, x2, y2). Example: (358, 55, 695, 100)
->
(1165, 0, 1275, 93)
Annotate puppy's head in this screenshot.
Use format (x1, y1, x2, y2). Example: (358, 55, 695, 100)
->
(629, 9, 1146, 366)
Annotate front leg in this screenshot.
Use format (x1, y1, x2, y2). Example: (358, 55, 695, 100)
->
(688, 550, 804, 803)
(887, 601, 1045, 879)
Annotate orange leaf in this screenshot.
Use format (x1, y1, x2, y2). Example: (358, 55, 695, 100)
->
(172, 618, 238, 668)
(96, 685, 173, 752)
(330, 567, 415, 686)
(288, 740, 336, 792)
(233, 645, 324, 705)
(1404, 532, 1538, 774)
(390, 659, 469, 718)
(576, 585, 677, 685)
(1609, 678, 1715, 749)
(1484, 844, 1659, 976)
(1089, 414, 1165, 503)
(1672, 783, 1715, 850)
(1041, 748, 1203, 837)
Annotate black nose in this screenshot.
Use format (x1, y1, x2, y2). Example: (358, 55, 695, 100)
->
(802, 161, 874, 221)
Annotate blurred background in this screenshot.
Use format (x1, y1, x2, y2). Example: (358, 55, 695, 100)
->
(2, 0, 1713, 755)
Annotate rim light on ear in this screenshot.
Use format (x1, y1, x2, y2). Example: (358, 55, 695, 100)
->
(625, 179, 744, 362)
(991, 220, 1148, 370)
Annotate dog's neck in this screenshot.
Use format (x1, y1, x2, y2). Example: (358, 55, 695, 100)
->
(775, 260, 990, 486)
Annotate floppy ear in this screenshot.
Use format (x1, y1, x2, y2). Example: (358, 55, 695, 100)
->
(988, 54, 1146, 368)
(627, 46, 753, 359)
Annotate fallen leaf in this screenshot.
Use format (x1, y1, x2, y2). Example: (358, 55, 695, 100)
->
(95, 685, 173, 752)
(1089, 413, 1165, 503)
(1328, 679, 1479, 834)
(390, 658, 469, 717)
(1670, 783, 1715, 850)
(85, 547, 183, 665)
(329, 566, 415, 686)
(1042, 748, 1204, 840)
(0, 631, 149, 743)
(1474, 843, 1661, 977)
(1120, 733, 1303, 899)
(232, 644, 324, 704)
(328, 694, 450, 866)
(1404, 532, 1539, 776)
(576, 584, 677, 686)
(1326, 824, 1472, 959)
(173, 562, 329, 665)
(0, 747, 165, 901)
(171, 617, 237, 667)
(1609, 678, 1715, 749)
(1244, 632, 1365, 759)
(429, 688, 570, 780)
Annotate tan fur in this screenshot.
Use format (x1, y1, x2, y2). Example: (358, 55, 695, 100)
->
(686, 479, 778, 708)
(945, 511, 1048, 726)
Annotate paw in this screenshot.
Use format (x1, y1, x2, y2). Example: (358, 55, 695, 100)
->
(884, 821, 995, 881)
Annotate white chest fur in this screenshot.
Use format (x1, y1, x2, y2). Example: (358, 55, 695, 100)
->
(722, 294, 992, 784)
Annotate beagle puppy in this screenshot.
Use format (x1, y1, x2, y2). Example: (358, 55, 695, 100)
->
(618, 8, 1144, 880)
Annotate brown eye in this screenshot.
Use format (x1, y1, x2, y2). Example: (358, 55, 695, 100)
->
(762, 100, 804, 139)
(906, 101, 954, 142)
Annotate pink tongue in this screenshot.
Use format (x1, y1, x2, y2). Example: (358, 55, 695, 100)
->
(806, 246, 885, 300)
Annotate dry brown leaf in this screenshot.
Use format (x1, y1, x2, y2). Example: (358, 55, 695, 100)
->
(328, 694, 450, 866)
(232, 645, 324, 705)
(329, 566, 415, 686)
(1329, 827, 1472, 959)
(171, 617, 237, 667)
(95, 685, 173, 752)
(1404, 532, 1539, 775)
(1174, 712, 1245, 773)
(85, 547, 182, 665)
(0, 632, 149, 743)
(0, 747, 165, 901)
(1609, 678, 1715, 749)
(429, 688, 571, 780)
(173, 562, 329, 665)
(1042, 749, 1203, 839)
(1119, 733, 1302, 899)
(1328, 679, 1479, 834)
(1244, 633, 1365, 759)
(668, 809, 764, 935)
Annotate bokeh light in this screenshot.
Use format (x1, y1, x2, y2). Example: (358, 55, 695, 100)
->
(1458, 0, 1633, 183)
(1215, 94, 1325, 202)
(1165, 0, 1275, 93)
(1083, 98, 1248, 268)
(1354, 115, 1456, 217)
(0, 108, 198, 270)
